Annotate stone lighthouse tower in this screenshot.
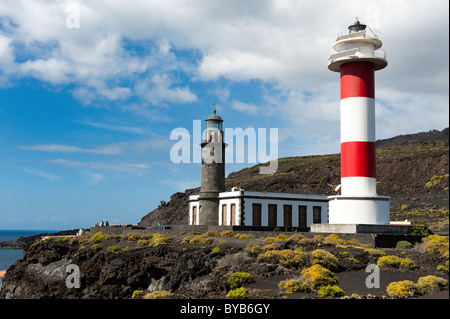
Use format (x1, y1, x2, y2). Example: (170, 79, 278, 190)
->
(327, 19, 390, 225)
(198, 107, 226, 225)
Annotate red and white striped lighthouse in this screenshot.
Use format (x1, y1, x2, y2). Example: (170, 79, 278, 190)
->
(327, 19, 390, 225)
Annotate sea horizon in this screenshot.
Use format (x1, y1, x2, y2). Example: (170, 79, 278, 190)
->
(0, 230, 62, 274)
(0, 229, 62, 242)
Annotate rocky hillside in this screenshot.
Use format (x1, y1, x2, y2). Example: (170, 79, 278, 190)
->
(1, 231, 448, 299)
(139, 128, 449, 230)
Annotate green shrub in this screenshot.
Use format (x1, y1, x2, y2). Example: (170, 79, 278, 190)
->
(310, 249, 338, 270)
(364, 248, 385, 256)
(377, 255, 418, 270)
(188, 235, 214, 244)
(410, 224, 433, 235)
(317, 285, 345, 297)
(422, 234, 449, 243)
(264, 234, 289, 243)
(226, 287, 249, 299)
(278, 279, 310, 294)
(137, 239, 149, 246)
(417, 275, 448, 293)
(127, 233, 141, 241)
(246, 243, 263, 257)
(143, 290, 173, 299)
(108, 246, 119, 253)
(288, 234, 306, 242)
(396, 241, 413, 249)
(132, 290, 144, 298)
(258, 249, 308, 269)
(90, 232, 107, 243)
(220, 230, 236, 237)
(91, 243, 102, 251)
(182, 236, 192, 243)
(436, 265, 448, 272)
(313, 235, 325, 244)
(212, 247, 220, 253)
(418, 239, 449, 256)
(204, 230, 222, 237)
(149, 234, 172, 247)
(228, 272, 255, 289)
(323, 234, 346, 245)
(301, 264, 339, 290)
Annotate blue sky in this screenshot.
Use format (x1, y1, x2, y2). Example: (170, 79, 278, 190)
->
(0, 0, 448, 230)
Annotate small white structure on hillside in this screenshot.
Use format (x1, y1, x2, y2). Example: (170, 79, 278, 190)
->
(189, 189, 328, 227)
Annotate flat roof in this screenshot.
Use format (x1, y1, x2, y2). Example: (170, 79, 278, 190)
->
(189, 190, 328, 202)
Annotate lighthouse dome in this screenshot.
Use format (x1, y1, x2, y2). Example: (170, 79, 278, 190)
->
(205, 108, 223, 131)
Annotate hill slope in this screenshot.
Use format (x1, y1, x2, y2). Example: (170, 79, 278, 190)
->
(139, 128, 449, 231)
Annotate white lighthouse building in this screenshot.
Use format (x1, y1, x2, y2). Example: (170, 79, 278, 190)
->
(326, 19, 390, 225)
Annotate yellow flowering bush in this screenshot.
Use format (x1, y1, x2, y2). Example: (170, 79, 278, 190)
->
(288, 234, 306, 243)
(204, 230, 222, 237)
(323, 234, 346, 245)
(278, 279, 310, 294)
(422, 235, 449, 243)
(149, 233, 172, 247)
(246, 243, 262, 257)
(228, 272, 255, 289)
(220, 230, 236, 237)
(258, 249, 308, 269)
(377, 255, 418, 270)
(181, 236, 192, 243)
(143, 290, 173, 299)
(317, 285, 345, 297)
(386, 280, 421, 297)
(310, 249, 338, 270)
(90, 232, 108, 243)
(226, 287, 249, 299)
(417, 275, 448, 293)
(264, 234, 289, 242)
(126, 233, 141, 241)
(188, 234, 214, 244)
(301, 264, 339, 290)
(364, 248, 386, 256)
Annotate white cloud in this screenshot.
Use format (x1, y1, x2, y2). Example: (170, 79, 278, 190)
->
(82, 171, 105, 185)
(230, 100, 259, 115)
(77, 120, 146, 135)
(134, 73, 197, 106)
(46, 159, 150, 175)
(20, 144, 122, 155)
(21, 58, 71, 84)
(22, 167, 61, 181)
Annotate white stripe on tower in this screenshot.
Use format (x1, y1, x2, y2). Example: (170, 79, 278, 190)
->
(340, 61, 377, 196)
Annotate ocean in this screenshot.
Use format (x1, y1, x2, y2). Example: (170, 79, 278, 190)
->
(0, 230, 60, 284)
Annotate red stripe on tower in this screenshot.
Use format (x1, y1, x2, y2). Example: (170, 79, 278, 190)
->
(341, 141, 376, 178)
(340, 62, 375, 99)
